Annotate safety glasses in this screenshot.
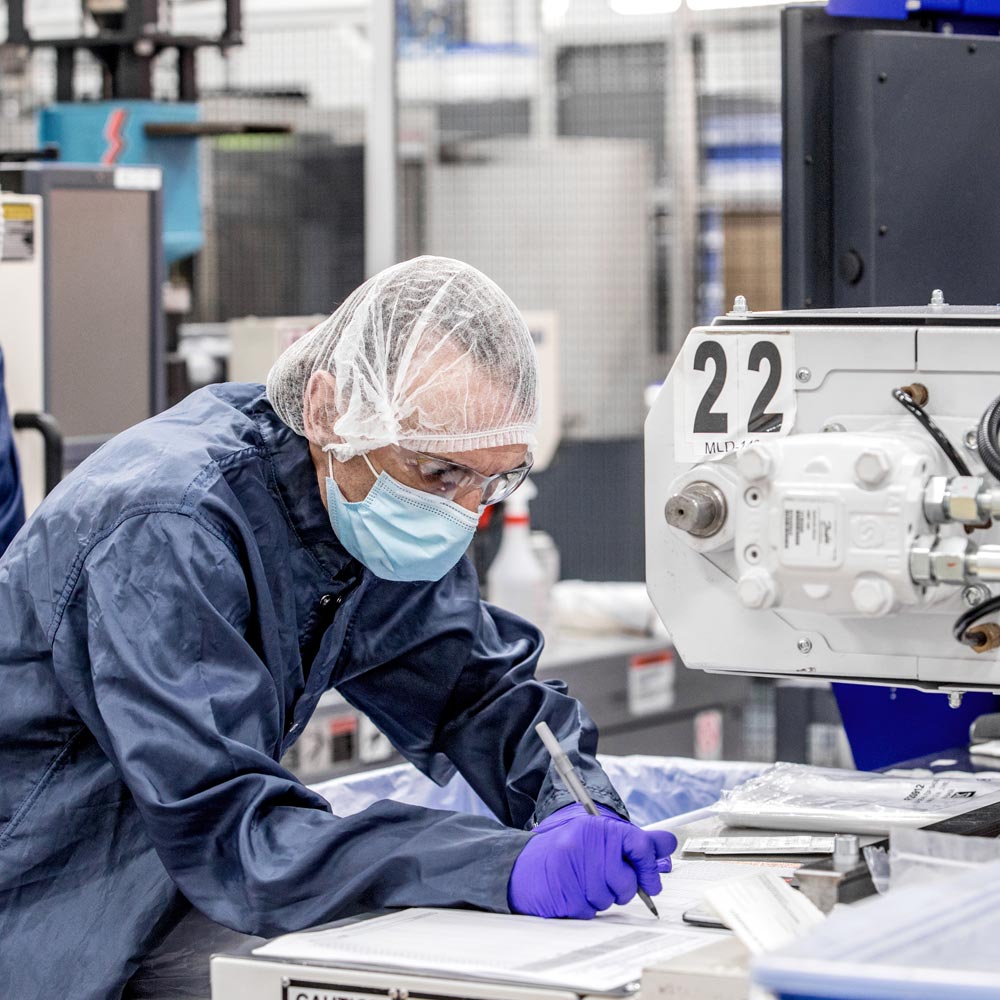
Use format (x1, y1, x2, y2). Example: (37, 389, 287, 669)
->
(389, 445, 533, 507)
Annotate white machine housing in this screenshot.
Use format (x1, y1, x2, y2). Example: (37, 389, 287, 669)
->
(645, 305, 1000, 694)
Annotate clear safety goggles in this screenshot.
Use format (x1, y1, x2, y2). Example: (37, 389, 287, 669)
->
(379, 445, 533, 507)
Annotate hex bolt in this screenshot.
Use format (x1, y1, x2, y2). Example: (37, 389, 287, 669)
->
(948, 692, 964, 709)
(738, 444, 773, 482)
(855, 449, 892, 488)
(797, 637, 813, 654)
(930, 288, 946, 308)
(851, 575, 896, 616)
(965, 428, 979, 452)
(795, 367, 812, 383)
(737, 569, 778, 609)
(730, 294, 749, 317)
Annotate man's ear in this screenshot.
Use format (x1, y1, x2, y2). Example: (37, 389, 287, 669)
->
(302, 370, 338, 442)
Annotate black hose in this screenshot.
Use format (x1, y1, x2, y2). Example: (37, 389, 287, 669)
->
(952, 593, 1000, 645)
(977, 392, 1000, 483)
(891, 388, 971, 477)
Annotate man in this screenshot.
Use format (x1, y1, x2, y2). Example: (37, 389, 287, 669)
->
(0, 257, 675, 1000)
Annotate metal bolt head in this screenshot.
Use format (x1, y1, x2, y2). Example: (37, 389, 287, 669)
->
(738, 569, 778, 609)
(851, 574, 896, 616)
(963, 584, 992, 608)
(855, 449, 892, 488)
(930, 288, 946, 308)
(729, 294, 749, 317)
(823, 422, 846, 433)
(795, 367, 812, 383)
(948, 692, 964, 710)
(797, 637, 813, 654)
(738, 444, 773, 482)
(965, 428, 979, 452)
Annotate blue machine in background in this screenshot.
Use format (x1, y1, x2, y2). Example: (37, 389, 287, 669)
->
(828, 0, 1000, 19)
(39, 102, 202, 265)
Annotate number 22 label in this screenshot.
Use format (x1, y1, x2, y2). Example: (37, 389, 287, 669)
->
(674, 332, 796, 462)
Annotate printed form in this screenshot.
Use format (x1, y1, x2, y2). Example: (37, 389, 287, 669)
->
(253, 860, 797, 993)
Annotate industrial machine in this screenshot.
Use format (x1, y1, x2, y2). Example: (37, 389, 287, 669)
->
(0, 164, 164, 503)
(646, 300, 1000, 695)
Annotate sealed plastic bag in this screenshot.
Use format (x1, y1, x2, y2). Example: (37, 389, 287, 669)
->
(714, 762, 1000, 835)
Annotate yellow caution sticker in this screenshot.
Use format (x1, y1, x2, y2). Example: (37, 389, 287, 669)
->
(2, 202, 35, 222)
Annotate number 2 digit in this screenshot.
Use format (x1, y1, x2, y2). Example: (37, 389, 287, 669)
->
(693, 340, 728, 433)
(747, 341, 783, 433)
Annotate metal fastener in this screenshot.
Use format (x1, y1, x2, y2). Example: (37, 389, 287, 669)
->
(795, 367, 812, 384)
(965, 428, 979, 452)
(949, 692, 964, 709)
(963, 584, 992, 608)
(729, 294, 749, 317)
(797, 637, 813, 654)
(930, 288, 946, 308)
(823, 422, 846, 433)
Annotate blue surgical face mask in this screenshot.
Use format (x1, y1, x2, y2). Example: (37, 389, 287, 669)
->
(324, 449, 479, 582)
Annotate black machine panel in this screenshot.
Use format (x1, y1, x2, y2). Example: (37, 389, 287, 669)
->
(782, 7, 1000, 309)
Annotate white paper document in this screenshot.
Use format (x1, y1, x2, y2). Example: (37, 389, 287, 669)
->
(254, 907, 719, 993)
(703, 871, 825, 955)
(253, 861, 800, 993)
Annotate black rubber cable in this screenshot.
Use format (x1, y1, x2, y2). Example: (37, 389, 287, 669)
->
(977, 392, 1000, 483)
(953, 593, 1000, 645)
(892, 388, 972, 477)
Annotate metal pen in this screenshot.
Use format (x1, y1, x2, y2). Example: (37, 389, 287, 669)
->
(535, 721, 660, 919)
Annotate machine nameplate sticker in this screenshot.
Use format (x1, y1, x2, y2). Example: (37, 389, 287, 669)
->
(282, 979, 380, 1000)
(781, 499, 839, 567)
(113, 166, 162, 190)
(1, 202, 35, 261)
(674, 332, 796, 462)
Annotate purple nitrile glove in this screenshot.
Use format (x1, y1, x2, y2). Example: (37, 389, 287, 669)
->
(507, 804, 678, 919)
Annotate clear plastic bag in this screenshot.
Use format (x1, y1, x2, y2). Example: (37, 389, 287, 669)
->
(713, 762, 1000, 835)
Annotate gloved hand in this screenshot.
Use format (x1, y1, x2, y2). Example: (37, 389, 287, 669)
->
(507, 804, 678, 919)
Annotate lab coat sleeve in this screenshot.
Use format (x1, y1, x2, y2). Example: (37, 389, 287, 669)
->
(439, 600, 629, 830)
(60, 511, 531, 936)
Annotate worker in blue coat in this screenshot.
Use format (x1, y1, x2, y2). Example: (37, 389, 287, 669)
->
(0, 257, 675, 1000)
(0, 347, 25, 556)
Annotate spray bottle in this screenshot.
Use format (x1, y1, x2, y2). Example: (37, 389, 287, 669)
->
(487, 478, 553, 633)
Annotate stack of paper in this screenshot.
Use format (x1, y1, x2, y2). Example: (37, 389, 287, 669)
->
(253, 860, 797, 994)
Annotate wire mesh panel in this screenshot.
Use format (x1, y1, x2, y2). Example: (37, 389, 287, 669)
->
(0, 0, 789, 580)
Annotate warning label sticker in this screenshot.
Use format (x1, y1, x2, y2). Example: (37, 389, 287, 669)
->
(2, 202, 35, 261)
(782, 500, 839, 567)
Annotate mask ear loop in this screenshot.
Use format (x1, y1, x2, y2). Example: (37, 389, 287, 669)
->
(324, 444, 381, 484)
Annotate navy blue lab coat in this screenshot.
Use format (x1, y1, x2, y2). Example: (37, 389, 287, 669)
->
(0, 383, 625, 1000)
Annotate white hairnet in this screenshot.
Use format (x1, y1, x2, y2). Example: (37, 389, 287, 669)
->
(266, 256, 539, 461)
